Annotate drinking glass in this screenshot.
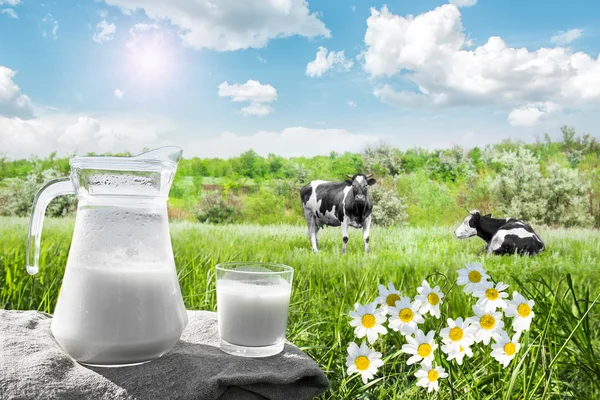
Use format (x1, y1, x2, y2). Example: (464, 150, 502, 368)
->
(215, 262, 294, 357)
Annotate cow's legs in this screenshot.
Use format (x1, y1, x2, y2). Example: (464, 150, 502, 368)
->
(341, 218, 349, 254)
(303, 207, 319, 253)
(363, 215, 371, 253)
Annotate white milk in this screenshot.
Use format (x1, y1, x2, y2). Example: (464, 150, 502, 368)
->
(51, 265, 188, 365)
(217, 279, 291, 347)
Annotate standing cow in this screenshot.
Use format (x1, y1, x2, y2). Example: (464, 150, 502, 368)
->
(300, 174, 376, 254)
(454, 209, 545, 256)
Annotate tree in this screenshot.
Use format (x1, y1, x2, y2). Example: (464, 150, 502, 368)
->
(362, 144, 403, 176)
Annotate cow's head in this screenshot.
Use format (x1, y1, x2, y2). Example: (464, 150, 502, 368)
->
(454, 209, 481, 239)
(346, 174, 376, 202)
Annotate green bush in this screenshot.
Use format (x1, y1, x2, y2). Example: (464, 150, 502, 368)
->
(194, 192, 241, 224)
(369, 179, 407, 227)
(396, 171, 463, 226)
(428, 146, 477, 183)
(242, 187, 286, 225)
(362, 144, 403, 176)
(486, 148, 593, 227)
(0, 166, 76, 217)
(540, 164, 592, 227)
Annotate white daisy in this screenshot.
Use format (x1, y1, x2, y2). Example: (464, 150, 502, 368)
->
(349, 302, 388, 344)
(441, 342, 473, 365)
(439, 317, 476, 348)
(414, 280, 445, 318)
(456, 262, 490, 295)
(415, 361, 448, 393)
(346, 341, 384, 384)
(491, 331, 521, 367)
(504, 291, 535, 332)
(473, 281, 509, 312)
(374, 282, 402, 314)
(401, 329, 438, 365)
(467, 305, 505, 345)
(388, 297, 425, 336)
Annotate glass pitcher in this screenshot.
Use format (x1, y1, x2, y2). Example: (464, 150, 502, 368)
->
(26, 146, 188, 367)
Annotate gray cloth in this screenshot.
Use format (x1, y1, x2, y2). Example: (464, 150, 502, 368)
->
(0, 310, 329, 400)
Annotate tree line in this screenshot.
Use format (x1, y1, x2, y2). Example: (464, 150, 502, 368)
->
(1, 126, 598, 228)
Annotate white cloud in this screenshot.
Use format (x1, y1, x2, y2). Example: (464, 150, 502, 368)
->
(117, 6, 132, 16)
(114, 89, 123, 98)
(507, 102, 561, 126)
(0, 112, 177, 159)
(449, 0, 477, 7)
(0, 65, 177, 158)
(187, 127, 380, 158)
(363, 5, 600, 125)
(126, 23, 162, 49)
(218, 80, 277, 103)
(305, 47, 353, 77)
(257, 55, 267, 64)
(0, 66, 34, 119)
(92, 20, 116, 43)
(218, 80, 277, 116)
(102, 0, 330, 51)
(0, 0, 20, 5)
(347, 100, 357, 108)
(1, 8, 17, 18)
(219, 79, 277, 117)
(550, 28, 583, 45)
(129, 23, 159, 32)
(42, 14, 58, 39)
(241, 103, 273, 117)
(374, 85, 445, 109)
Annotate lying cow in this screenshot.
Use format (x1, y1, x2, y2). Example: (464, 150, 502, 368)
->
(300, 174, 376, 254)
(454, 209, 545, 256)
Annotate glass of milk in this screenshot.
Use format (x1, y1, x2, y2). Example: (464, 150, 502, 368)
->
(216, 262, 294, 358)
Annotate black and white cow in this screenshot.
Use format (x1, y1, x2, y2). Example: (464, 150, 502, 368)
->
(300, 174, 376, 254)
(454, 209, 545, 256)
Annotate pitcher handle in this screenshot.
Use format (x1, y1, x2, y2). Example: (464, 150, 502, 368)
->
(26, 178, 76, 275)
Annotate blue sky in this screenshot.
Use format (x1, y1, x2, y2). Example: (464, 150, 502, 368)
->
(1, 0, 600, 159)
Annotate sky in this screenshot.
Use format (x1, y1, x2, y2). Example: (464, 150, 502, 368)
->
(1, 0, 600, 159)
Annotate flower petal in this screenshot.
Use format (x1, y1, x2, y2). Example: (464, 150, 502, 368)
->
(407, 354, 421, 365)
(367, 329, 378, 344)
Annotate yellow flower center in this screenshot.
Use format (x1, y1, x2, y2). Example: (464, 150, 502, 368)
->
(468, 270, 482, 283)
(480, 314, 496, 330)
(504, 342, 517, 356)
(427, 369, 439, 382)
(485, 288, 499, 301)
(517, 303, 531, 318)
(427, 293, 440, 305)
(449, 327, 464, 342)
(355, 355, 370, 371)
(362, 314, 376, 329)
(399, 308, 414, 323)
(386, 293, 401, 307)
(417, 343, 432, 358)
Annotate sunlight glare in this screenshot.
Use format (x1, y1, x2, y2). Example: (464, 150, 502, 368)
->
(135, 45, 166, 78)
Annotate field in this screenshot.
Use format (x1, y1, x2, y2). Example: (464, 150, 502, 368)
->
(1, 216, 599, 399)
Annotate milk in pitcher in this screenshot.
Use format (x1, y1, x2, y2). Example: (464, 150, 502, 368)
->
(52, 264, 187, 365)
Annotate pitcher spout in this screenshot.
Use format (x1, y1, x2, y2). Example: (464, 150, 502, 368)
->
(132, 146, 183, 165)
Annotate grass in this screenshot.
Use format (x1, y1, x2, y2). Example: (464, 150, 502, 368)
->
(1, 216, 599, 399)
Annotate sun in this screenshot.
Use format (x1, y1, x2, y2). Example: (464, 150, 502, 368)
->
(122, 28, 179, 89)
(132, 43, 169, 80)
(135, 45, 167, 78)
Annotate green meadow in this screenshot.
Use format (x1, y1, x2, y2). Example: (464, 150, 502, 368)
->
(1, 216, 598, 399)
